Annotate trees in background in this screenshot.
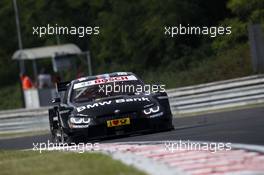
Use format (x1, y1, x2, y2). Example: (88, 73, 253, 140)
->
(0, 0, 262, 88)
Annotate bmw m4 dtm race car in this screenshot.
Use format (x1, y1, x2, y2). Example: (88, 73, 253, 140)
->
(48, 72, 174, 143)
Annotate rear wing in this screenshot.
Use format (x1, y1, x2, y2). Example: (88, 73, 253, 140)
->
(56, 81, 71, 92)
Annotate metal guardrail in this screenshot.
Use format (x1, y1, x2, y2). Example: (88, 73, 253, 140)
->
(0, 108, 49, 134)
(0, 107, 49, 119)
(168, 74, 264, 115)
(0, 74, 264, 133)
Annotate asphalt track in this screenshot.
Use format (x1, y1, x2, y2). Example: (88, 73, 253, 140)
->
(0, 106, 263, 149)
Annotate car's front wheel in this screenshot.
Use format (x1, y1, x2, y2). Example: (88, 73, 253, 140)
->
(51, 129, 61, 143)
(52, 127, 75, 144)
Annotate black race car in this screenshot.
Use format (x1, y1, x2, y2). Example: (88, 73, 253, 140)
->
(49, 72, 173, 143)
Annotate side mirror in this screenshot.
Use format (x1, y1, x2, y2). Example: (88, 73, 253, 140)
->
(52, 97, 61, 104)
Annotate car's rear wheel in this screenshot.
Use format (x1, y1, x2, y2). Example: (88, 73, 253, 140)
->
(49, 109, 58, 134)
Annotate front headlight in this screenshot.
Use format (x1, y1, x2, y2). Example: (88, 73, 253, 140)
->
(143, 106, 160, 115)
(70, 117, 83, 124)
(69, 115, 91, 124)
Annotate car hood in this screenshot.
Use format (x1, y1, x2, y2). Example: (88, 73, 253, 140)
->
(73, 95, 156, 117)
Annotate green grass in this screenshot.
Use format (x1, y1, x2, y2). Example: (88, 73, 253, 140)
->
(0, 151, 146, 175)
(0, 130, 49, 140)
(0, 83, 22, 110)
(143, 43, 253, 88)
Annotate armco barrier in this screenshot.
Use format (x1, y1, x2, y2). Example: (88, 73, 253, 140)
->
(168, 74, 264, 115)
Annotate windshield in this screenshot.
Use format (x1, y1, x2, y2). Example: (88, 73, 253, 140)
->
(71, 79, 144, 103)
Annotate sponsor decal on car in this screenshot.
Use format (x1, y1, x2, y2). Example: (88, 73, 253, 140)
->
(73, 75, 138, 89)
(107, 117, 130, 127)
(149, 112, 164, 118)
(76, 97, 150, 112)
